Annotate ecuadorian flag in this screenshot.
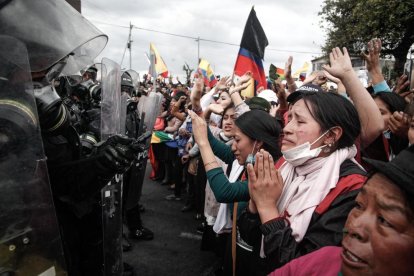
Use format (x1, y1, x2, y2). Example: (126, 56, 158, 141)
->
(233, 7, 268, 95)
(198, 59, 217, 88)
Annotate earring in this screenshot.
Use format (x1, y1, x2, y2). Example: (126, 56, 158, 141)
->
(323, 143, 332, 153)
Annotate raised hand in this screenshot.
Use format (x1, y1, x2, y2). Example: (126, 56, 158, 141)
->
(362, 38, 382, 73)
(323, 47, 354, 80)
(216, 76, 230, 91)
(284, 56, 293, 80)
(229, 72, 252, 95)
(188, 110, 208, 147)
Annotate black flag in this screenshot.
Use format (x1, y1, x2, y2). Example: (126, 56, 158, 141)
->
(240, 6, 269, 59)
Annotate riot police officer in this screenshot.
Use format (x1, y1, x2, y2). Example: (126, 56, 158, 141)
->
(121, 72, 154, 244)
(1, 1, 146, 275)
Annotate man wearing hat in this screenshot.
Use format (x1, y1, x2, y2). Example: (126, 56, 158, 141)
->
(270, 145, 414, 276)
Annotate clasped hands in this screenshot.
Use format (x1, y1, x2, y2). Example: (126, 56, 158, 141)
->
(247, 149, 284, 223)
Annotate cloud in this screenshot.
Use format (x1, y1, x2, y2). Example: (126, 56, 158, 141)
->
(81, 0, 326, 79)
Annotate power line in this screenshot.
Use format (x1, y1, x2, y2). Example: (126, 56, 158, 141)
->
(90, 20, 322, 55)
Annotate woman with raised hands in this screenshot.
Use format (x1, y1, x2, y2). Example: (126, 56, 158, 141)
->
(189, 91, 281, 274)
(238, 49, 370, 273)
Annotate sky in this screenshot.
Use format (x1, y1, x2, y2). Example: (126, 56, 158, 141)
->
(81, 0, 327, 80)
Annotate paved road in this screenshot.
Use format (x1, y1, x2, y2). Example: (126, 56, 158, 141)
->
(123, 164, 219, 276)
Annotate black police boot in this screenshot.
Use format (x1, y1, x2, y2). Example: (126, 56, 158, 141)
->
(122, 233, 133, 252)
(129, 227, 154, 241)
(123, 262, 135, 276)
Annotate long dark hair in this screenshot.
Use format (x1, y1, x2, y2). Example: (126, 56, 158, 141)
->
(235, 109, 282, 159)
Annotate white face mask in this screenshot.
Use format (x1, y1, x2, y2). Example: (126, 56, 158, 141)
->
(245, 140, 258, 166)
(282, 129, 331, 167)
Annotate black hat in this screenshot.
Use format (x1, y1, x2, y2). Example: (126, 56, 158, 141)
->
(246, 96, 271, 113)
(287, 83, 324, 104)
(363, 145, 414, 198)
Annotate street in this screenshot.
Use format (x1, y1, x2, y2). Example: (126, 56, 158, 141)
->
(123, 163, 219, 275)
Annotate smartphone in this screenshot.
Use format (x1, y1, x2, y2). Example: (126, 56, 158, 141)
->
(404, 59, 414, 90)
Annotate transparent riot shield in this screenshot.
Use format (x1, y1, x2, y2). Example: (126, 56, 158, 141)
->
(0, 35, 67, 275)
(124, 93, 163, 209)
(99, 58, 123, 276)
(0, 0, 108, 75)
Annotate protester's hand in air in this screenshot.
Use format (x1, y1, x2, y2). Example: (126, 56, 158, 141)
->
(208, 103, 224, 115)
(188, 110, 208, 146)
(247, 149, 284, 221)
(323, 47, 354, 80)
(229, 72, 252, 95)
(362, 38, 382, 74)
(191, 74, 204, 100)
(284, 56, 293, 80)
(216, 76, 230, 92)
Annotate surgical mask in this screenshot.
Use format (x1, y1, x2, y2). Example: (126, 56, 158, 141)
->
(282, 129, 331, 167)
(383, 129, 391, 139)
(245, 140, 258, 166)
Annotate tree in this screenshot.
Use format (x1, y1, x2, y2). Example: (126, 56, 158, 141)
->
(319, 0, 414, 74)
(182, 62, 194, 85)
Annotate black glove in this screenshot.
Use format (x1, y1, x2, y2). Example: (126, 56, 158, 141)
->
(94, 134, 136, 174)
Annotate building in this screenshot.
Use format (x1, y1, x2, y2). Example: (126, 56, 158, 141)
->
(311, 55, 394, 71)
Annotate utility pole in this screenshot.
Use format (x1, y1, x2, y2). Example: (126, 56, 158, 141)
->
(196, 37, 200, 67)
(128, 22, 133, 69)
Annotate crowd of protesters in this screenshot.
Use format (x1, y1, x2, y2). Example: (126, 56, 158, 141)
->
(3, 1, 413, 275)
(141, 38, 414, 276)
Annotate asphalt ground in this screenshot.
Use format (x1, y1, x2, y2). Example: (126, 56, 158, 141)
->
(123, 163, 219, 276)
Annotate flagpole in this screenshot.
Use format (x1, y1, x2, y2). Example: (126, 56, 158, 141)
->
(196, 37, 200, 68)
(129, 22, 133, 69)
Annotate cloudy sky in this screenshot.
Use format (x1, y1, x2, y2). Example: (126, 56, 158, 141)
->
(82, 0, 327, 79)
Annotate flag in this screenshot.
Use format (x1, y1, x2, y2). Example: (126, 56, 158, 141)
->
(198, 58, 217, 88)
(149, 43, 169, 78)
(233, 7, 268, 94)
(276, 68, 285, 80)
(293, 62, 310, 78)
(151, 131, 173, 144)
(269, 64, 277, 81)
(299, 72, 307, 81)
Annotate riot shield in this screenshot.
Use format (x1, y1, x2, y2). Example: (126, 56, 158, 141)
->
(100, 58, 123, 276)
(0, 0, 108, 75)
(0, 35, 67, 275)
(125, 93, 163, 209)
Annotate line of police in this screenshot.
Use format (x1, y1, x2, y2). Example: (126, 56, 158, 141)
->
(0, 1, 161, 275)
